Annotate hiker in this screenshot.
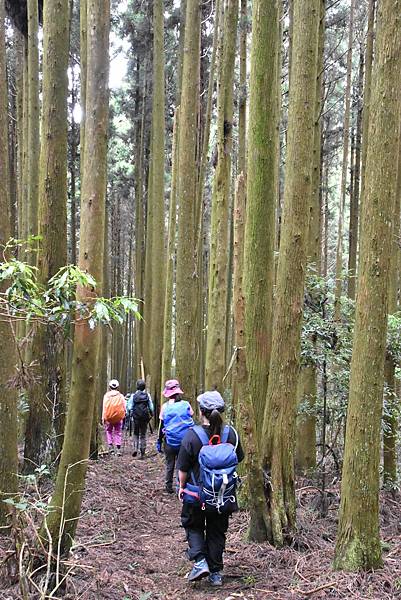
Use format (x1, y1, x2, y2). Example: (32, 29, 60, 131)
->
(102, 379, 126, 456)
(128, 379, 154, 458)
(157, 379, 194, 494)
(177, 390, 244, 587)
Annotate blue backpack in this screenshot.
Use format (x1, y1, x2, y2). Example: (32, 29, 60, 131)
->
(163, 401, 194, 448)
(193, 425, 239, 512)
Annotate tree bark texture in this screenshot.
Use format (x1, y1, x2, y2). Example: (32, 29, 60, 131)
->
(261, 0, 320, 547)
(334, 0, 401, 571)
(149, 0, 166, 407)
(44, 0, 110, 554)
(0, 0, 18, 528)
(175, 0, 200, 402)
(23, 0, 69, 472)
(244, 0, 279, 435)
(205, 0, 238, 391)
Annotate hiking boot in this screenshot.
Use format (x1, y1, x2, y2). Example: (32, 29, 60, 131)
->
(140, 450, 145, 459)
(208, 572, 223, 587)
(165, 484, 174, 494)
(132, 450, 138, 457)
(187, 559, 210, 582)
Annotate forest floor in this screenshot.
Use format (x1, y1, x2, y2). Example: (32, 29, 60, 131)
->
(1, 433, 401, 600)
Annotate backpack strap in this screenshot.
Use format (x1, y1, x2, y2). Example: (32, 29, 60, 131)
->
(221, 425, 230, 444)
(193, 425, 210, 446)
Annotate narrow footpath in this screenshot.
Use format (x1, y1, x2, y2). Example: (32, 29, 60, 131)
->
(65, 432, 401, 600)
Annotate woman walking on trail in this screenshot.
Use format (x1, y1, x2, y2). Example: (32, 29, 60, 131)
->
(128, 379, 154, 458)
(102, 379, 126, 456)
(157, 379, 194, 493)
(177, 390, 244, 587)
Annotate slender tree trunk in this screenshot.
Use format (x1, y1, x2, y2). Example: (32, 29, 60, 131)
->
(24, 0, 69, 472)
(334, 0, 401, 571)
(295, 0, 325, 473)
(162, 108, 179, 385)
(244, 0, 279, 432)
(348, 46, 364, 300)
(149, 0, 166, 407)
(360, 0, 376, 206)
(27, 0, 40, 249)
(0, 0, 18, 528)
(334, 0, 356, 320)
(80, 0, 87, 188)
(176, 0, 187, 104)
(238, 0, 247, 177)
(205, 0, 239, 391)
(261, 0, 320, 547)
(175, 0, 200, 402)
(44, 0, 110, 554)
(383, 128, 401, 490)
(233, 174, 270, 541)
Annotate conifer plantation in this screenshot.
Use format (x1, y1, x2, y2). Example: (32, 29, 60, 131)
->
(1, 1, 401, 598)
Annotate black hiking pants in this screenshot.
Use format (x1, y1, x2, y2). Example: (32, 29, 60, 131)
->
(133, 420, 148, 453)
(181, 504, 230, 573)
(164, 443, 179, 490)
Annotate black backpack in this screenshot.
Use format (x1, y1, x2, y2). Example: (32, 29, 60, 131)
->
(131, 391, 151, 422)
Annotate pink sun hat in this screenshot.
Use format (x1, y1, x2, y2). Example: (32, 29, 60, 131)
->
(163, 379, 184, 398)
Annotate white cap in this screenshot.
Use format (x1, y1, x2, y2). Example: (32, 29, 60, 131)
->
(109, 379, 119, 389)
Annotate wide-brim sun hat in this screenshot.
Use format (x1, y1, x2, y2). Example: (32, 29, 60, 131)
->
(197, 390, 225, 412)
(109, 379, 119, 389)
(163, 379, 184, 398)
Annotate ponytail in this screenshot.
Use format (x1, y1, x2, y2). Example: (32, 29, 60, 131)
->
(207, 408, 223, 438)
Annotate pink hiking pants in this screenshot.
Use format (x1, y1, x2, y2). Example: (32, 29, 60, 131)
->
(105, 420, 123, 446)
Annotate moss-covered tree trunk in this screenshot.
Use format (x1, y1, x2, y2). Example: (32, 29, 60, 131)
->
(23, 0, 69, 472)
(334, 0, 355, 320)
(43, 0, 110, 554)
(238, 0, 247, 177)
(261, 0, 320, 547)
(360, 0, 376, 206)
(244, 0, 280, 434)
(175, 0, 200, 402)
(347, 47, 363, 300)
(26, 0, 40, 247)
(233, 174, 270, 542)
(0, 0, 18, 528)
(205, 0, 238, 391)
(149, 0, 166, 406)
(333, 0, 401, 571)
(295, 0, 325, 473)
(162, 108, 179, 384)
(382, 130, 401, 490)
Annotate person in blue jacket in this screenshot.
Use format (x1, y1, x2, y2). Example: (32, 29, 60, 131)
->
(157, 379, 194, 493)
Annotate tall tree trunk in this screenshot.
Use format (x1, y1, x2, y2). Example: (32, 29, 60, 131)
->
(0, 0, 18, 528)
(176, 0, 187, 104)
(295, 0, 325, 473)
(244, 0, 279, 432)
(261, 0, 320, 547)
(205, 0, 239, 391)
(44, 0, 110, 554)
(175, 0, 200, 402)
(23, 0, 69, 472)
(238, 0, 247, 177)
(162, 108, 179, 385)
(360, 0, 376, 206)
(80, 0, 87, 188)
(149, 0, 166, 408)
(348, 46, 364, 300)
(233, 174, 270, 541)
(334, 0, 356, 320)
(383, 128, 401, 490)
(27, 0, 40, 249)
(333, 0, 401, 571)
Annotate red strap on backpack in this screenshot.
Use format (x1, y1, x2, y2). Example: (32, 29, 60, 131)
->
(208, 434, 221, 446)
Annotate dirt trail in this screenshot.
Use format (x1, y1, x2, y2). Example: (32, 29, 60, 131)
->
(1, 431, 401, 599)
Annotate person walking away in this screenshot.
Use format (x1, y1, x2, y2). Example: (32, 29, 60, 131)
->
(177, 390, 244, 587)
(129, 379, 154, 458)
(102, 379, 126, 456)
(157, 379, 194, 493)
